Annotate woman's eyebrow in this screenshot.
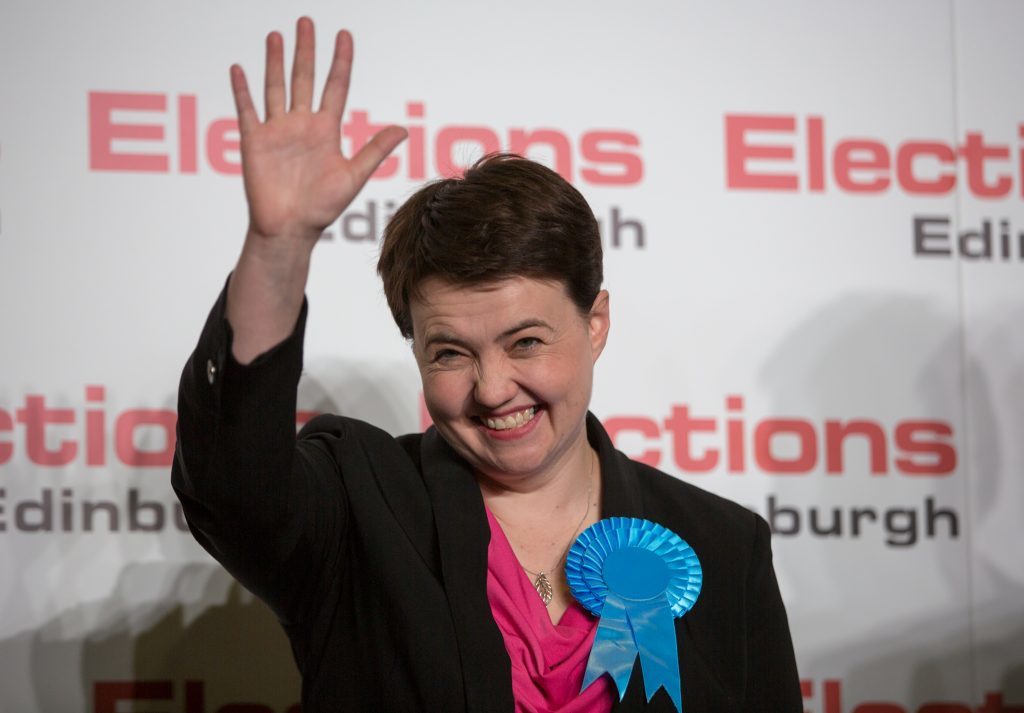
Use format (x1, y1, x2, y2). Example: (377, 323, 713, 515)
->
(423, 331, 471, 350)
(499, 319, 554, 338)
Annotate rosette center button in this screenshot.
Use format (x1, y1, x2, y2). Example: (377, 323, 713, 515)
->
(602, 547, 671, 600)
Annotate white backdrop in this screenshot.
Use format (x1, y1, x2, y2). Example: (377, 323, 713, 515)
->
(1, 1, 1022, 711)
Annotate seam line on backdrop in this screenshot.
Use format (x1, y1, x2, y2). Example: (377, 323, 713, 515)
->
(949, 0, 979, 699)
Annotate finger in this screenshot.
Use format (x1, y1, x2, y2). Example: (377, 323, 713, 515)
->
(264, 31, 286, 119)
(319, 29, 353, 118)
(349, 125, 408, 186)
(290, 16, 316, 112)
(230, 64, 258, 134)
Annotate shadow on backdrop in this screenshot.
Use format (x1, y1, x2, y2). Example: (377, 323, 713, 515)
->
(759, 293, 1024, 705)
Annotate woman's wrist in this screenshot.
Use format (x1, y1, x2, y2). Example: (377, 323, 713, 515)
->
(227, 237, 312, 364)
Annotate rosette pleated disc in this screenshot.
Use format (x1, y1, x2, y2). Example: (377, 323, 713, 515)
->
(566, 517, 702, 618)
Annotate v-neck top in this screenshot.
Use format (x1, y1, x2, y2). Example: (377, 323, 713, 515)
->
(485, 507, 614, 712)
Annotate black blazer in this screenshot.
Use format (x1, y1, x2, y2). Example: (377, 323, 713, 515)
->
(172, 288, 802, 712)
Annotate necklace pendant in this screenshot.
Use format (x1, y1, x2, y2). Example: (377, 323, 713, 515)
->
(534, 572, 554, 607)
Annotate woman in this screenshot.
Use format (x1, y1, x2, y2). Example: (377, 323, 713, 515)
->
(172, 17, 801, 713)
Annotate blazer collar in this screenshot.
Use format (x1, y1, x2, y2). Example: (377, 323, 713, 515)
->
(587, 412, 646, 519)
(420, 426, 514, 713)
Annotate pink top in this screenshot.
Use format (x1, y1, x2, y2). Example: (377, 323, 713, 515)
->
(485, 508, 614, 713)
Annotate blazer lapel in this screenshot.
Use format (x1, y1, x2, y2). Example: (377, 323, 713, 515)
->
(588, 412, 645, 519)
(588, 413, 706, 713)
(358, 431, 440, 578)
(420, 427, 514, 713)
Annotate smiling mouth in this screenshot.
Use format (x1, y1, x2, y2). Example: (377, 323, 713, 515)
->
(479, 406, 538, 431)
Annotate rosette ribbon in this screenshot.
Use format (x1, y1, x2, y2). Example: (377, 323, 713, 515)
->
(566, 517, 702, 712)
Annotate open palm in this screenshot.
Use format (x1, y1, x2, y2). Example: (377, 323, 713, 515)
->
(231, 17, 406, 244)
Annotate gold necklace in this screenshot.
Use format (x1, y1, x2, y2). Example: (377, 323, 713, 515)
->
(499, 451, 596, 607)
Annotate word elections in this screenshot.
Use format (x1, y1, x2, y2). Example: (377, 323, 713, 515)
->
(726, 114, 1024, 198)
(0, 487, 187, 534)
(803, 678, 1022, 713)
(326, 199, 647, 249)
(95, 680, 298, 713)
(2, 387, 175, 468)
(604, 396, 956, 477)
(0, 387, 313, 468)
(6, 388, 954, 476)
(88, 93, 643, 186)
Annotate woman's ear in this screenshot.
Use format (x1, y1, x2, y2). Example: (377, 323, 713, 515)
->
(588, 290, 611, 362)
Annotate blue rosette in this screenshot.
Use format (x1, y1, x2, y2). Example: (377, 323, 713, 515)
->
(566, 517, 702, 712)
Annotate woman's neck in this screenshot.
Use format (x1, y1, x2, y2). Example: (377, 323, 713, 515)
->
(477, 435, 598, 525)
(479, 437, 603, 624)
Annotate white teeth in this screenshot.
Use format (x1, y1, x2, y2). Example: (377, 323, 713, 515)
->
(484, 407, 536, 431)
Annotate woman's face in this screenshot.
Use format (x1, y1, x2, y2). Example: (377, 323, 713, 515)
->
(410, 276, 610, 483)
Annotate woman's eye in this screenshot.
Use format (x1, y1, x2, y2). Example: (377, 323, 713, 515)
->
(514, 337, 541, 350)
(432, 349, 462, 363)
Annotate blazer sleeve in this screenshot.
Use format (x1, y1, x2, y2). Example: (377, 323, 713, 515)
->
(171, 279, 348, 625)
(743, 515, 803, 711)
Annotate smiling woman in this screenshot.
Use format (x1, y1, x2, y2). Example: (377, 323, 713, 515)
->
(411, 273, 606, 476)
(171, 16, 801, 713)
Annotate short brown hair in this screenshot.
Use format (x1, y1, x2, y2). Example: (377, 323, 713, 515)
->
(377, 153, 603, 338)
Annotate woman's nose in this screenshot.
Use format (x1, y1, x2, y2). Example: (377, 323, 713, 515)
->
(473, 357, 517, 408)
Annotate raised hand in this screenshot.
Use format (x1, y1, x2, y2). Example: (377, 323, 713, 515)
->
(231, 17, 406, 244)
(226, 18, 405, 363)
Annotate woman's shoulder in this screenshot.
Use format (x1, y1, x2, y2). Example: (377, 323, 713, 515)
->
(295, 413, 425, 475)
